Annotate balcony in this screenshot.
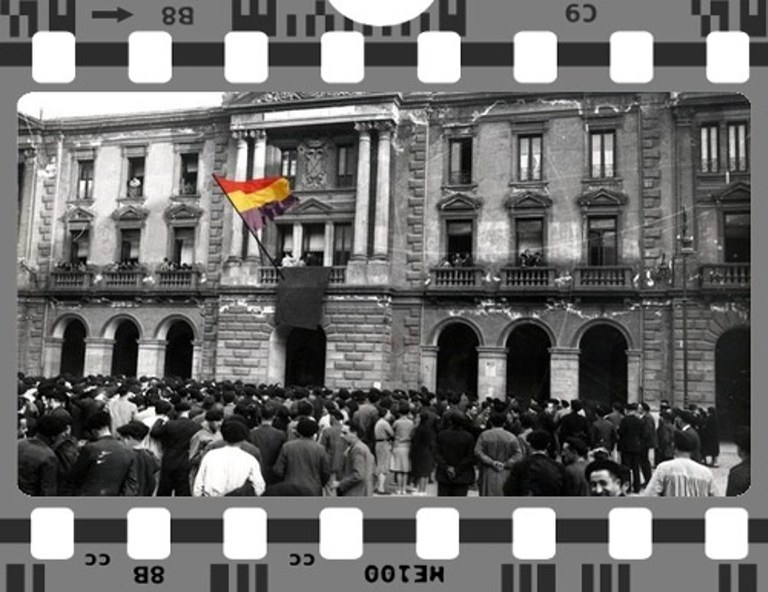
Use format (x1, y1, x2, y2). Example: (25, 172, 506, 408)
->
(430, 266, 484, 289)
(501, 266, 556, 290)
(49, 270, 93, 290)
(101, 270, 144, 290)
(157, 270, 201, 290)
(700, 263, 750, 290)
(574, 266, 635, 291)
(258, 266, 347, 286)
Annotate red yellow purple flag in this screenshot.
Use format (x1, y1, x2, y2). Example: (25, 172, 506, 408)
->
(213, 175, 299, 233)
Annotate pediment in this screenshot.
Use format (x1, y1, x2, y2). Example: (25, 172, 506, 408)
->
(712, 181, 750, 204)
(504, 191, 553, 211)
(164, 202, 203, 222)
(291, 197, 331, 215)
(63, 206, 95, 224)
(111, 204, 149, 222)
(577, 188, 628, 209)
(437, 193, 483, 212)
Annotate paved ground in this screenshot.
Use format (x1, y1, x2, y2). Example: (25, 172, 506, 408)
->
(374, 442, 740, 498)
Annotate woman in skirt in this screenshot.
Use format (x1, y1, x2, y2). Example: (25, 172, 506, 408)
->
(410, 410, 438, 495)
(389, 400, 415, 495)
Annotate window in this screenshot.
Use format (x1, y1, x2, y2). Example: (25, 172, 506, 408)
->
(277, 225, 293, 258)
(448, 138, 472, 185)
(518, 135, 542, 181)
(446, 219, 473, 262)
(587, 217, 618, 266)
(590, 131, 615, 178)
(281, 149, 298, 186)
(336, 145, 355, 188)
(333, 223, 353, 266)
(701, 124, 719, 173)
(77, 160, 94, 200)
(180, 153, 199, 195)
(119, 228, 141, 264)
(516, 218, 544, 267)
(724, 212, 750, 263)
(127, 156, 145, 197)
(727, 123, 749, 172)
(172, 227, 195, 266)
(302, 223, 325, 266)
(68, 229, 89, 265)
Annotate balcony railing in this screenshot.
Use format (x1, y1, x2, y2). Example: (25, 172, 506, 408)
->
(101, 270, 144, 290)
(157, 270, 200, 290)
(501, 266, 556, 289)
(700, 263, 750, 289)
(574, 266, 634, 290)
(259, 266, 347, 286)
(430, 267, 483, 289)
(49, 270, 93, 290)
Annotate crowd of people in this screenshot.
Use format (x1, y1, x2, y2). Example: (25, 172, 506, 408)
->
(17, 373, 750, 498)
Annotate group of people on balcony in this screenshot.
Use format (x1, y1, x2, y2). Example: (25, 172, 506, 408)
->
(280, 251, 323, 268)
(519, 249, 545, 268)
(16, 372, 748, 498)
(54, 260, 88, 273)
(157, 258, 194, 272)
(439, 252, 475, 268)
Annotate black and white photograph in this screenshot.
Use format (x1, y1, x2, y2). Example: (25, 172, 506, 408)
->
(16, 91, 750, 498)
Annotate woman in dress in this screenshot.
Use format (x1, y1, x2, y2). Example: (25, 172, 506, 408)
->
(410, 410, 438, 495)
(389, 400, 415, 495)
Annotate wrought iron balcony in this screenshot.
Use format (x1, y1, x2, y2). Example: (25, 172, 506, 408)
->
(501, 266, 556, 290)
(573, 266, 635, 291)
(700, 263, 750, 289)
(429, 266, 484, 289)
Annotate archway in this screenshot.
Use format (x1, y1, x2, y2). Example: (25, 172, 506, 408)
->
(506, 323, 551, 403)
(579, 324, 628, 406)
(436, 323, 479, 396)
(111, 320, 139, 377)
(164, 320, 195, 379)
(60, 319, 86, 377)
(285, 327, 326, 387)
(716, 327, 750, 440)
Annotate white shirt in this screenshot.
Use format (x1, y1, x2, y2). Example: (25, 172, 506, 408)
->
(642, 457, 717, 497)
(193, 446, 266, 497)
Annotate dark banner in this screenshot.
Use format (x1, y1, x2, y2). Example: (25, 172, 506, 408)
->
(274, 267, 331, 330)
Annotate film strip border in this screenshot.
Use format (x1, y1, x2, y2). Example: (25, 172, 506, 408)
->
(5, 508, 765, 562)
(5, 564, 45, 592)
(210, 564, 268, 592)
(17, 31, 768, 84)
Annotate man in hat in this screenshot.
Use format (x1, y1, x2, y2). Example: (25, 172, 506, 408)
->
(273, 418, 330, 495)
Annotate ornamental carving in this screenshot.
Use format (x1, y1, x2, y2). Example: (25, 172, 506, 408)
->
(224, 91, 367, 106)
(299, 139, 328, 190)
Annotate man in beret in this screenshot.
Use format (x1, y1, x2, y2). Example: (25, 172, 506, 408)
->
(273, 418, 330, 495)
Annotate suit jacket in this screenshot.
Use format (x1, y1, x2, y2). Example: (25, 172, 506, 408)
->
(69, 436, 138, 496)
(18, 437, 58, 496)
(337, 440, 375, 496)
(618, 415, 644, 454)
(558, 412, 590, 443)
(249, 425, 287, 485)
(273, 438, 330, 496)
(435, 428, 476, 485)
(150, 418, 202, 470)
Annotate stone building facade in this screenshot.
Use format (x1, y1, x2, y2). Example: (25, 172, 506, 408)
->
(17, 92, 750, 432)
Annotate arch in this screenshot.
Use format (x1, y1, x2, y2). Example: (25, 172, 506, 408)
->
(51, 313, 91, 340)
(60, 318, 87, 378)
(572, 317, 635, 350)
(164, 319, 195, 379)
(155, 314, 201, 341)
(578, 323, 628, 406)
(498, 317, 557, 348)
(506, 322, 553, 403)
(285, 326, 326, 387)
(436, 322, 480, 396)
(715, 326, 750, 440)
(110, 318, 140, 377)
(428, 316, 485, 347)
(102, 314, 144, 340)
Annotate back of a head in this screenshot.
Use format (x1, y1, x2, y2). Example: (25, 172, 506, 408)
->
(527, 429, 552, 452)
(612, 402, 624, 413)
(155, 400, 172, 415)
(673, 429, 697, 453)
(116, 420, 149, 441)
(36, 414, 70, 439)
(570, 400, 582, 413)
(205, 408, 224, 423)
(296, 400, 314, 418)
(220, 417, 249, 444)
(488, 412, 506, 428)
(564, 436, 588, 458)
(296, 417, 319, 439)
(84, 410, 111, 433)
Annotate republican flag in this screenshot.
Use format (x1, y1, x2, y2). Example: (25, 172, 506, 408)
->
(213, 175, 299, 234)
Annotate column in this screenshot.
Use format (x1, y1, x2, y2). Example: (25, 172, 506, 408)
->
(43, 337, 64, 377)
(549, 347, 580, 401)
(192, 340, 203, 379)
(323, 221, 334, 267)
(372, 121, 394, 259)
(626, 349, 643, 405)
(477, 346, 507, 401)
(137, 339, 166, 378)
(247, 130, 267, 259)
(84, 338, 114, 376)
(292, 223, 303, 260)
(351, 122, 372, 259)
(17, 149, 37, 262)
(420, 345, 439, 392)
(228, 132, 250, 261)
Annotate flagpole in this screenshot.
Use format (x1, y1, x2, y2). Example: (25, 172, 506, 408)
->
(212, 174, 284, 280)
